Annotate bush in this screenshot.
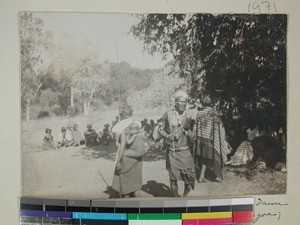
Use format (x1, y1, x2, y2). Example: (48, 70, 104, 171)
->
(37, 111, 50, 119)
(51, 104, 64, 116)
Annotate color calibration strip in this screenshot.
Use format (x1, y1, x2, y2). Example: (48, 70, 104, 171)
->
(20, 197, 254, 225)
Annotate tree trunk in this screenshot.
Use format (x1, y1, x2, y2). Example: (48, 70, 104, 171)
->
(84, 100, 89, 116)
(87, 101, 91, 115)
(70, 86, 74, 108)
(86, 86, 96, 116)
(26, 98, 30, 122)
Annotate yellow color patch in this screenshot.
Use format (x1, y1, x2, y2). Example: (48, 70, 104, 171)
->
(182, 212, 232, 219)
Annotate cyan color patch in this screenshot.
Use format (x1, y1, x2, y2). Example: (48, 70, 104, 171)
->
(72, 212, 127, 220)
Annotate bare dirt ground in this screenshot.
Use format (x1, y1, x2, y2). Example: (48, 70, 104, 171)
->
(22, 115, 286, 199)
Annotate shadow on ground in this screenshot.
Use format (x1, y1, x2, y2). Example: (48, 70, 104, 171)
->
(224, 164, 276, 181)
(102, 180, 173, 198)
(103, 186, 122, 198)
(77, 143, 118, 161)
(224, 165, 256, 180)
(141, 180, 173, 197)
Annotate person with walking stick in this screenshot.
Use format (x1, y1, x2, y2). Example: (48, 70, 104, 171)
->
(158, 91, 196, 197)
(111, 104, 145, 198)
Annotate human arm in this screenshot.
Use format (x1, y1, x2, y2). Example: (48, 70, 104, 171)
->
(125, 133, 138, 145)
(157, 112, 177, 141)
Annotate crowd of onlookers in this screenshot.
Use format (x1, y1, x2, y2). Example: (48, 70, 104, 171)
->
(42, 111, 286, 168)
(42, 116, 162, 150)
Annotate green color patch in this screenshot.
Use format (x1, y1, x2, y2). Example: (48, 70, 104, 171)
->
(128, 213, 181, 220)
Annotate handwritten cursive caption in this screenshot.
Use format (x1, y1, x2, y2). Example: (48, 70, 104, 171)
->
(248, 1, 278, 13)
(254, 198, 288, 224)
(254, 211, 281, 224)
(256, 198, 288, 206)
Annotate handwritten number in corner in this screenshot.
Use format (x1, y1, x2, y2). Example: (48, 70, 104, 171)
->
(248, 1, 278, 13)
(273, 2, 278, 12)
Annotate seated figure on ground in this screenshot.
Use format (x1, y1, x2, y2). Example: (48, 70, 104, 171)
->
(84, 124, 98, 147)
(68, 123, 85, 146)
(43, 128, 56, 150)
(100, 124, 112, 145)
(57, 127, 72, 148)
(226, 123, 259, 166)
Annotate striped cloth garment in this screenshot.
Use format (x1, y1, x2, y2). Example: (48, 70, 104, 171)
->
(194, 107, 230, 178)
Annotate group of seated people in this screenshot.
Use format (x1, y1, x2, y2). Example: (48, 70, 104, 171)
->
(42, 116, 163, 150)
(84, 123, 113, 147)
(226, 121, 286, 167)
(42, 121, 117, 150)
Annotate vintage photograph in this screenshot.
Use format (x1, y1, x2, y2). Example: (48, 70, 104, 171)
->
(20, 12, 287, 199)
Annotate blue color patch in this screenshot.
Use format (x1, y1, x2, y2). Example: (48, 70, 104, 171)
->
(20, 210, 72, 218)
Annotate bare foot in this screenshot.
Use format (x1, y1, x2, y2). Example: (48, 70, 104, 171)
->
(215, 177, 222, 182)
(198, 178, 208, 183)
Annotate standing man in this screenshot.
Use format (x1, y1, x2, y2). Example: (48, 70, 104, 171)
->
(194, 96, 230, 182)
(158, 91, 196, 197)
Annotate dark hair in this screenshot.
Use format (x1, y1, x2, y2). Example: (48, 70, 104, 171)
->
(150, 119, 154, 125)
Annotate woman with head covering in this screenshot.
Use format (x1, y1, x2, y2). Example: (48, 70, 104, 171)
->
(194, 95, 230, 182)
(158, 91, 196, 197)
(111, 121, 145, 197)
(111, 104, 145, 197)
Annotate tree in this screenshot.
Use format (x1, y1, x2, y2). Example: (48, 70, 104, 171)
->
(131, 14, 287, 130)
(20, 12, 53, 121)
(127, 61, 188, 111)
(106, 61, 153, 105)
(42, 34, 109, 116)
(72, 54, 110, 116)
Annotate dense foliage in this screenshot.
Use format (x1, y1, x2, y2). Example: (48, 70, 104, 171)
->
(131, 14, 287, 131)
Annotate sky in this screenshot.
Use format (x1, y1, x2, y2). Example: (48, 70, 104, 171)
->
(34, 12, 169, 69)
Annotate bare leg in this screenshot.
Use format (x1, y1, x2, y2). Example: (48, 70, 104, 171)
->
(183, 184, 191, 197)
(199, 164, 207, 183)
(170, 180, 179, 197)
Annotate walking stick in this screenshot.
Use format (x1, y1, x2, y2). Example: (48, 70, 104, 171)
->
(98, 170, 110, 188)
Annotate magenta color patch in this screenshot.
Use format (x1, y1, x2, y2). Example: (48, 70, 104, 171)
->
(182, 218, 233, 225)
